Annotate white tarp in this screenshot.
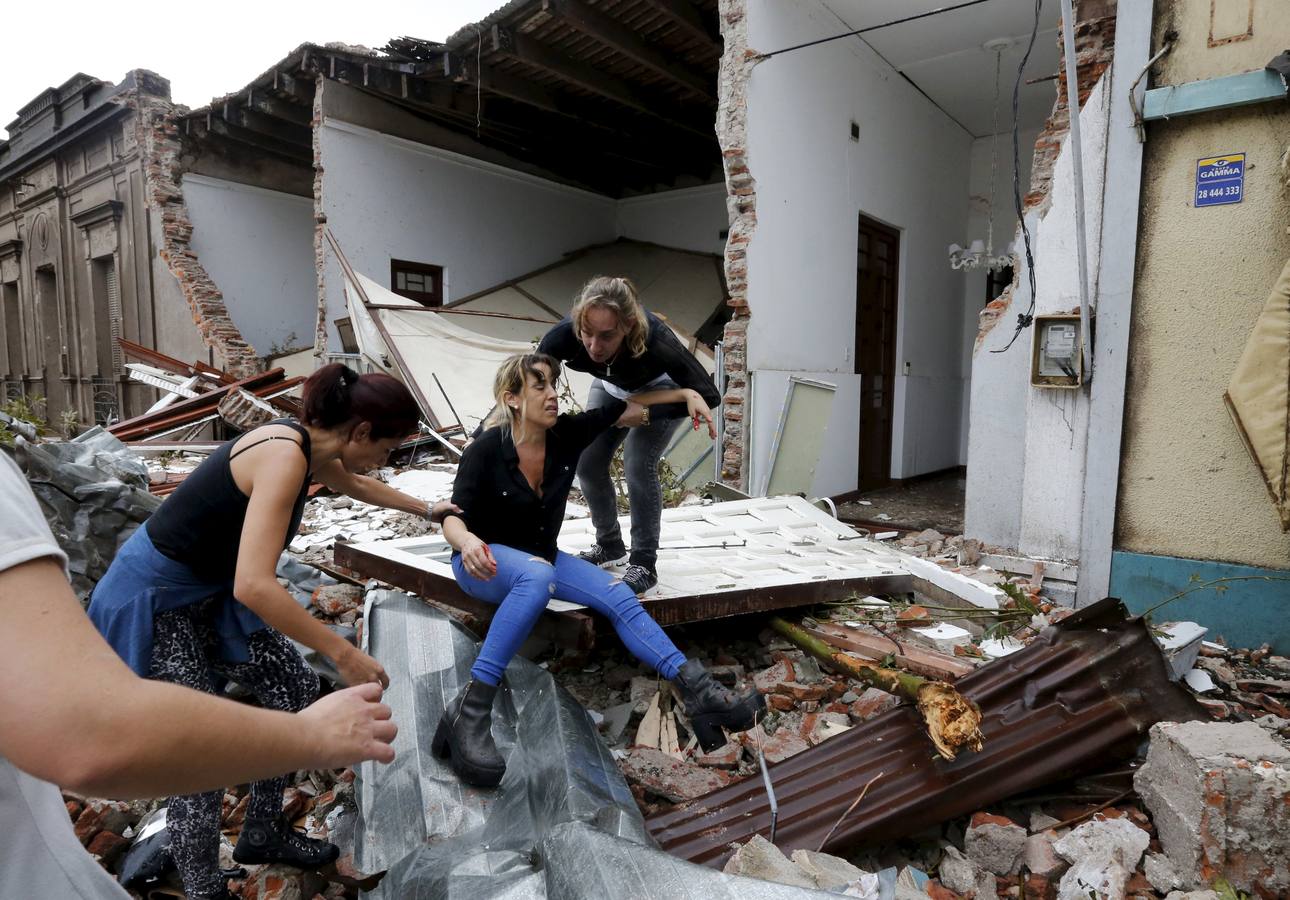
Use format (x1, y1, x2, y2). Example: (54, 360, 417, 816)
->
(344, 271, 595, 432)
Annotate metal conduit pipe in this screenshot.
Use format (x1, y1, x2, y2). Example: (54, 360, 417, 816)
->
(1060, 0, 1094, 377)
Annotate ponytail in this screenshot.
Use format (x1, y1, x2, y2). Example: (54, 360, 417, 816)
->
(301, 364, 420, 439)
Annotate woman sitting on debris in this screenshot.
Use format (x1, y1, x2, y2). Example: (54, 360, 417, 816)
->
(538, 276, 720, 595)
(437, 351, 761, 788)
(88, 364, 454, 900)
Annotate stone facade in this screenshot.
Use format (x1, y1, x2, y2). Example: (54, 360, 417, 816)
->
(0, 72, 162, 425)
(0, 69, 261, 428)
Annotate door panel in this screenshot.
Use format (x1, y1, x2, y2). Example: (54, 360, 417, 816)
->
(855, 217, 899, 491)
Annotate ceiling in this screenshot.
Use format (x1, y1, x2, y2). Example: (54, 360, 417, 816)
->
(820, 0, 1062, 138)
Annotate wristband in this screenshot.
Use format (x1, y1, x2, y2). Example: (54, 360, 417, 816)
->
(640, 406, 650, 427)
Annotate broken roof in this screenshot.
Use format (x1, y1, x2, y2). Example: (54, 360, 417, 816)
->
(180, 0, 722, 196)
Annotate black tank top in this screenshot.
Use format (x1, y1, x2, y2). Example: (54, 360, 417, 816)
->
(147, 419, 312, 583)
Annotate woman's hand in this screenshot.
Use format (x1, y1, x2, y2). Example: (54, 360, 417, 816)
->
(460, 533, 498, 580)
(335, 645, 390, 689)
(428, 500, 461, 525)
(685, 390, 717, 439)
(616, 401, 648, 428)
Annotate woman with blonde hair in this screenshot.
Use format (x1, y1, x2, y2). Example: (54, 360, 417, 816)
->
(538, 276, 720, 594)
(438, 352, 761, 787)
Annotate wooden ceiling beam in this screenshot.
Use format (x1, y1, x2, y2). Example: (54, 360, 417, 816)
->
(486, 24, 715, 139)
(227, 105, 312, 147)
(246, 89, 312, 127)
(438, 51, 717, 160)
(540, 0, 715, 103)
(202, 117, 311, 164)
(637, 0, 722, 55)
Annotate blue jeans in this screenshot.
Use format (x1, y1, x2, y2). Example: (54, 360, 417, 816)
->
(452, 544, 686, 686)
(578, 379, 685, 569)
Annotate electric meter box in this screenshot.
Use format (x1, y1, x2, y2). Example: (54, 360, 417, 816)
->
(1031, 314, 1084, 389)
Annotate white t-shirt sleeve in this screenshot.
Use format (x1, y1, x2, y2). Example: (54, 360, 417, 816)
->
(0, 452, 69, 578)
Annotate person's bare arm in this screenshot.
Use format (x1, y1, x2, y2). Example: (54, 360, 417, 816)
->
(314, 459, 432, 517)
(0, 558, 396, 799)
(234, 446, 388, 687)
(443, 515, 496, 579)
(621, 387, 716, 438)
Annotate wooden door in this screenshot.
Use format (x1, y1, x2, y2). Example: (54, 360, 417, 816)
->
(855, 216, 899, 491)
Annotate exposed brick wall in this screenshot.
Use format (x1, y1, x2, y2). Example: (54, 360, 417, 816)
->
(716, 0, 757, 490)
(1024, 1, 1118, 214)
(126, 79, 261, 377)
(979, 1, 1117, 344)
(311, 74, 329, 359)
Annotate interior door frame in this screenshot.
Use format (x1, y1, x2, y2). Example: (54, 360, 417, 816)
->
(855, 214, 900, 492)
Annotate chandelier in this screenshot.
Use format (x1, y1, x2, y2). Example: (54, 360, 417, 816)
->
(949, 39, 1016, 273)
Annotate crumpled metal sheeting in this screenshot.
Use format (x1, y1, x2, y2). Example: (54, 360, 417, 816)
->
(357, 591, 835, 899)
(647, 598, 1208, 868)
(12, 428, 160, 599)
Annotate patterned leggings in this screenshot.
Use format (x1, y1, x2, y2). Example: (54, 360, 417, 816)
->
(148, 600, 319, 899)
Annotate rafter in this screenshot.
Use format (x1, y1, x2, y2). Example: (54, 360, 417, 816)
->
(486, 24, 715, 139)
(540, 0, 715, 103)
(637, 0, 722, 55)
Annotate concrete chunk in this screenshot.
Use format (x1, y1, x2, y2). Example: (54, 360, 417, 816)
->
(790, 848, 868, 891)
(1134, 721, 1290, 895)
(1057, 855, 1132, 900)
(723, 835, 818, 888)
(964, 811, 1027, 875)
(1052, 816, 1149, 870)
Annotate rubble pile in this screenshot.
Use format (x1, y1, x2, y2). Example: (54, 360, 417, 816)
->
(7, 411, 1284, 899)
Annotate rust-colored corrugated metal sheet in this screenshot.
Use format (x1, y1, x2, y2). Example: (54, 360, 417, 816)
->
(646, 598, 1206, 867)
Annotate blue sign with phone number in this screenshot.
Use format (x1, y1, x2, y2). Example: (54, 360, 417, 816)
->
(1195, 153, 1245, 207)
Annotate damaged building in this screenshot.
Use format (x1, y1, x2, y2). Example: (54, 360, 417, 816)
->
(5, 0, 1290, 896)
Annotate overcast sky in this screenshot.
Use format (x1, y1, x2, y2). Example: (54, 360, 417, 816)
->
(2, 0, 504, 139)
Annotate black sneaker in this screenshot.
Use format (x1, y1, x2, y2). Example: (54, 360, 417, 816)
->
(578, 544, 628, 568)
(232, 815, 339, 869)
(622, 564, 658, 595)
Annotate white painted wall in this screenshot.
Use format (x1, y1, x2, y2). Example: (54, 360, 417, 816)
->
(743, 0, 974, 489)
(616, 183, 729, 255)
(318, 119, 619, 351)
(183, 174, 315, 356)
(958, 128, 1041, 463)
(964, 75, 1113, 559)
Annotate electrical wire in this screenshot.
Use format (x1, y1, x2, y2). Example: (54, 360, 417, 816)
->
(753, 0, 995, 61)
(992, 0, 1044, 354)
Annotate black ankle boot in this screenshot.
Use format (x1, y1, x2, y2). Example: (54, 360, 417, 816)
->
(232, 815, 339, 868)
(431, 679, 506, 787)
(673, 659, 766, 752)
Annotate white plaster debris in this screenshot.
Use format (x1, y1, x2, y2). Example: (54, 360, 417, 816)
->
(980, 637, 1026, 659)
(1182, 668, 1216, 693)
(909, 623, 973, 654)
(1155, 622, 1209, 680)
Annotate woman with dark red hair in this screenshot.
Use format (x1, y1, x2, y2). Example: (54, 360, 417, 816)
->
(88, 364, 452, 900)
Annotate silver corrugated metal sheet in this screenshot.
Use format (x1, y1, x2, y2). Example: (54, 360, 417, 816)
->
(356, 590, 838, 898)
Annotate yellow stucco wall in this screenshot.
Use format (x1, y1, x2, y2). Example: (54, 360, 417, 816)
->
(1116, 1, 1290, 567)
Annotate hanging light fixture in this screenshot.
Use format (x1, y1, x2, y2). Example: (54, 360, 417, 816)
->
(949, 38, 1016, 273)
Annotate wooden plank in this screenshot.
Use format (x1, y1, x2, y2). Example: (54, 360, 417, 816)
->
(806, 622, 977, 682)
(541, 0, 715, 101)
(637, 0, 722, 54)
(108, 368, 287, 440)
